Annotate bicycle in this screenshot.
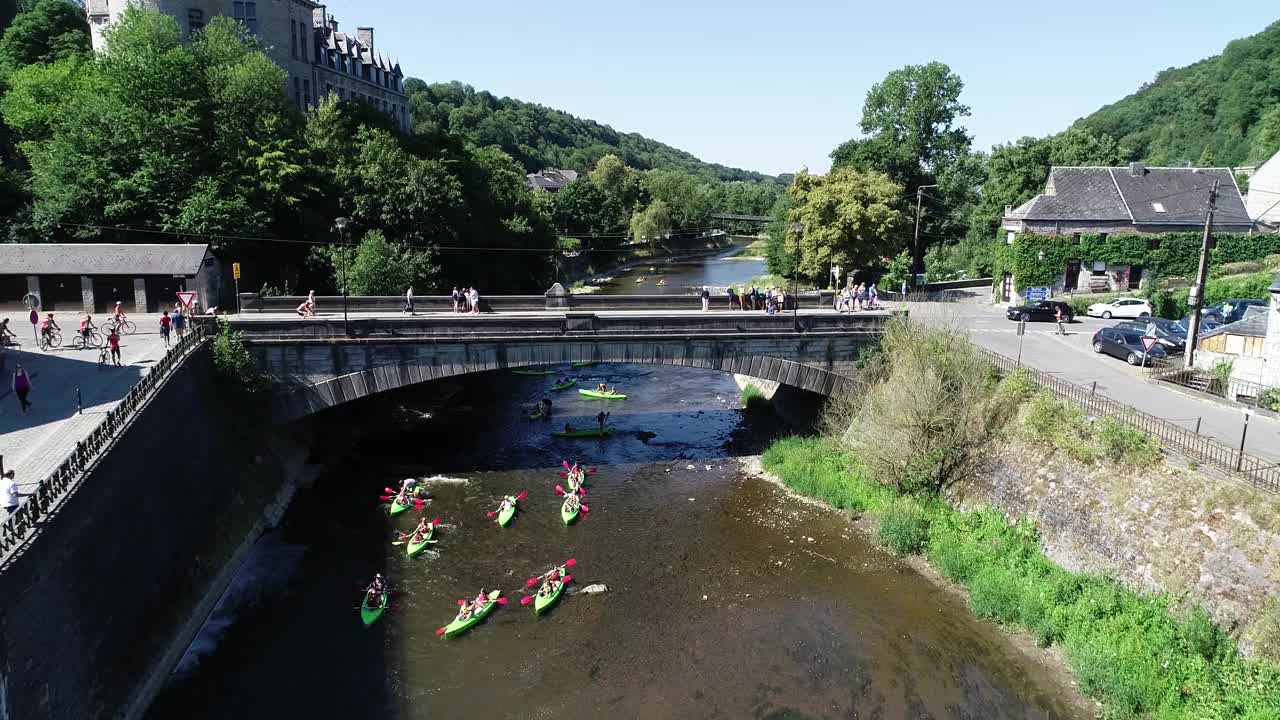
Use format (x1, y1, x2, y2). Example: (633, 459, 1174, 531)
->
(109, 318, 136, 335)
(72, 330, 103, 351)
(98, 344, 110, 368)
(38, 330, 62, 351)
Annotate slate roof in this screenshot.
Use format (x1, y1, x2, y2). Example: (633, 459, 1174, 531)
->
(0, 244, 210, 276)
(526, 169, 579, 191)
(1006, 165, 1252, 227)
(320, 26, 400, 75)
(1200, 311, 1269, 340)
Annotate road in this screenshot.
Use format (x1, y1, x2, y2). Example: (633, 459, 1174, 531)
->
(0, 312, 173, 491)
(909, 301, 1280, 462)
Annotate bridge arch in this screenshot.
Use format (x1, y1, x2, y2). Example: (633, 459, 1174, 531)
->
(252, 336, 868, 421)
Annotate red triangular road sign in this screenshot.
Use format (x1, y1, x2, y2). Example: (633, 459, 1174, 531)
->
(176, 291, 197, 310)
(1141, 336, 1158, 352)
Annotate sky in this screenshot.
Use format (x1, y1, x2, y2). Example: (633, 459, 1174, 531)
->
(318, 1, 1279, 176)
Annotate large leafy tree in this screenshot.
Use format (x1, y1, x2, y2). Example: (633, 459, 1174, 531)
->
(0, 0, 89, 73)
(785, 168, 906, 281)
(323, 229, 439, 295)
(549, 177, 624, 241)
(830, 62, 974, 271)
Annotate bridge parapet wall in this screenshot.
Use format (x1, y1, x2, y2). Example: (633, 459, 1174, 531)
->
(237, 291, 838, 314)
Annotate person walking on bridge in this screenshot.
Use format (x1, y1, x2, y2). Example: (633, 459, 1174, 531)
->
(404, 287, 414, 315)
(2, 458, 23, 519)
(701, 286, 710, 312)
(12, 364, 32, 414)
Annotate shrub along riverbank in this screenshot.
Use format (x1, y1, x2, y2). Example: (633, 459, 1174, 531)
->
(760, 318, 1280, 719)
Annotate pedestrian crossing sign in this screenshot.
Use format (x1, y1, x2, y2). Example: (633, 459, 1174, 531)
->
(176, 291, 197, 310)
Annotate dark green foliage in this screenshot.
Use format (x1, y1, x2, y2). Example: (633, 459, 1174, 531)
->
(210, 320, 267, 392)
(404, 79, 778, 182)
(878, 499, 931, 553)
(1074, 21, 1280, 165)
(0, 0, 88, 72)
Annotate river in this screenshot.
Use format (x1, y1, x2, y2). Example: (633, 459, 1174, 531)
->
(589, 243, 768, 296)
(147, 365, 1084, 719)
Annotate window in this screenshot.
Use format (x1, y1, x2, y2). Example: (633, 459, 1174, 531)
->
(232, 1, 257, 34)
(303, 79, 311, 108)
(293, 77, 301, 107)
(1072, 232, 1081, 244)
(1151, 201, 1166, 213)
(188, 9, 204, 35)
(290, 20, 297, 57)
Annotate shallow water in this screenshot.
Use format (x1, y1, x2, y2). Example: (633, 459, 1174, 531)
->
(596, 247, 768, 296)
(148, 366, 1082, 719)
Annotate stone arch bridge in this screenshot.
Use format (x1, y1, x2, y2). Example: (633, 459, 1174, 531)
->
(234, 311, 892, 421)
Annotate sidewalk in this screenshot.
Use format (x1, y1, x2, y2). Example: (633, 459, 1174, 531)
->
(0, 312, 174, 489)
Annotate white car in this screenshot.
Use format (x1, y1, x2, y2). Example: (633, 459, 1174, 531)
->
(1086, 297, 1153, 319)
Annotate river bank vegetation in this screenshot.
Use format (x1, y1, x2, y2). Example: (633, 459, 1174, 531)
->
(761, 319, 1280, 719)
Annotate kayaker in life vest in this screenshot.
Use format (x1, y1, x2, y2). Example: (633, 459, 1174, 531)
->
(394, 478, 419, 506)
(366, 574, 386, 605)
(539, 568, 563, 596)
(455, 599, 473, 622)
(471, 589, 490, 613)
(596, 383, 607, 393)
(563, 493, 580, 513)
(410, 517, 431, 542)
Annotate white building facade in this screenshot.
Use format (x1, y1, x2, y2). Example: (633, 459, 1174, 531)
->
(1247, 150, 1280, 230)
(84, 0, 407, 130)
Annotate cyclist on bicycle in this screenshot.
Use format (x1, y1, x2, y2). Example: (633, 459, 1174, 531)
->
(112, 301, 127, 326)
(80, 314, 96, 342)
(41, 313, 60, 339)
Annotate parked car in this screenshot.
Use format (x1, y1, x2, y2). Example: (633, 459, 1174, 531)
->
(1006, 300, 1074, 323)
(1211, 298, 1267, 325)
(1086, 297, 1153, 319)
(1180, 311, 1223, 332)
(1091, 327, 1169, 365)
(1113, 318, 1186, 353)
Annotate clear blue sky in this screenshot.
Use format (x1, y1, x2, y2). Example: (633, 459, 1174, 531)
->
(319, 0, 1278, 176)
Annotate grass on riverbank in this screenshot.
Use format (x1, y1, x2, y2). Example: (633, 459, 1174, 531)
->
(761, 435, 1280, 719)
(739, 383, 770, 413)
(736, 237, 770, 258)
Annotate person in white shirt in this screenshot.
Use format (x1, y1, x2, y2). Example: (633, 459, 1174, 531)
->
(2, 466, 20, 518)
(404, 287, 414, 315)
(468, 287, 480, 314)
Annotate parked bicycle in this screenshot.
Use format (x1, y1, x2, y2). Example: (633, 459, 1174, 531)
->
(38, 330, 62, 351)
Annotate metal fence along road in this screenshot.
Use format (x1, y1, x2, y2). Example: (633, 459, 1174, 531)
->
(977, 347, 1280, 494)
(1, 324, 209, 564)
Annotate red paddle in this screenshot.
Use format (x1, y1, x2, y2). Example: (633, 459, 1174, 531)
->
(524, 558, 577, 586)
(494, 597, 509, 605)
(435, 626, 448, 636)
(579, 504, 590, 513)
(563, 460, 571, 470)
(486, 511, 497, 518)
(555, 485, 566, 495)
(516, 490, 527, 501)
(520, 595, 535, 606)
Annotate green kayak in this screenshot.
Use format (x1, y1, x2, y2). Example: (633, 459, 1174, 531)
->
(513, 369, 556, 376)
(443, 590, 502, 637)
(390, 497, 413, 515)
(406, 524, 434, 558)
(571, 361, 595, 368)
(551, 378, 577, 391)
(534, 577, 570, 614)
(579, 389, 626, 400)
(497, 496, 517, 527)
(361, 590, 389, 626)
(561, 497, 580, 525)
(552, 427, 613, 438)
(529, 408, 546, 420)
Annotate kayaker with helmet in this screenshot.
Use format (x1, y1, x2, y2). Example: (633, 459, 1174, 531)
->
(366, 574, 386, 606)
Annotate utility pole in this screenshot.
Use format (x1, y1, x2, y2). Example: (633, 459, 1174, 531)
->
(1184, 179, 1219, 369)
(912, 184, 938, 284)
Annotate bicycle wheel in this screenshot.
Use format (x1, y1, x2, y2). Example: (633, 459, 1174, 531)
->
(120, 319, 136, 335)
(48, 331, 61, 348)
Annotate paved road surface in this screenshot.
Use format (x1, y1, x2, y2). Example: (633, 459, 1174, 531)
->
(909, 301, 1280, 463)
(0, 312, 173, 492)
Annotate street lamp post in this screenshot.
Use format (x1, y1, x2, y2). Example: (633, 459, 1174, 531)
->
(333, 216, 350, 334)
(792, 222, 803, 332)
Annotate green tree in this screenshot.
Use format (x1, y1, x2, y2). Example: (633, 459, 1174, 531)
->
(590, 153, 628, 194)
(785, 168, 906, 281)
(549, 177, 624, 240)
(643, 168, 714, 230)
(629, 198, 672, 246)
(1250, 105, 1280, 162)
(0, 0, 89, 73)
(322, 229, 438, 295)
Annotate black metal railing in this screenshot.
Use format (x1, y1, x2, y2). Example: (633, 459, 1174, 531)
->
(977, 347, 1279, 494)
(0, 324, 209, 563)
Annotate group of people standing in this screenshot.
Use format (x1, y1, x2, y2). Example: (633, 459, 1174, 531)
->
(726, 286, 787, 313)
(835, 282, 879, 312)
(451, 287, 481, 314)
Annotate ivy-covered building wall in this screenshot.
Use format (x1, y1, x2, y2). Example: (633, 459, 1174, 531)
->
(993, 232, 1280, 301)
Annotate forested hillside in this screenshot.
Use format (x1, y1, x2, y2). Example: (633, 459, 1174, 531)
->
(1074, 20, 1280, 166)
(404, 80, 777, 183)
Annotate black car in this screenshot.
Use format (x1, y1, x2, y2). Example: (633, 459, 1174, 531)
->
(1214, 298, 1267, 325)
(1113, 318, 1187, 353)
(1006, 300, 1074, 323)
(1179, 312, 1223, 333)
(1091, 327, 1168, 365)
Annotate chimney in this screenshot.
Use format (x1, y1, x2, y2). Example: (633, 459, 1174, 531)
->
(330, 17, 338, 33)
(1129, 162, 1146, 177)
(357, 26, 373, 51)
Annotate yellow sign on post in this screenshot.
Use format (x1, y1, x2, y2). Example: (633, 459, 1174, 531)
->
(232, 262, 241, 280)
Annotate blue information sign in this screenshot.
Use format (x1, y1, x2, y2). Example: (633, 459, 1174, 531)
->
(1024, 286, 1049, 302)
